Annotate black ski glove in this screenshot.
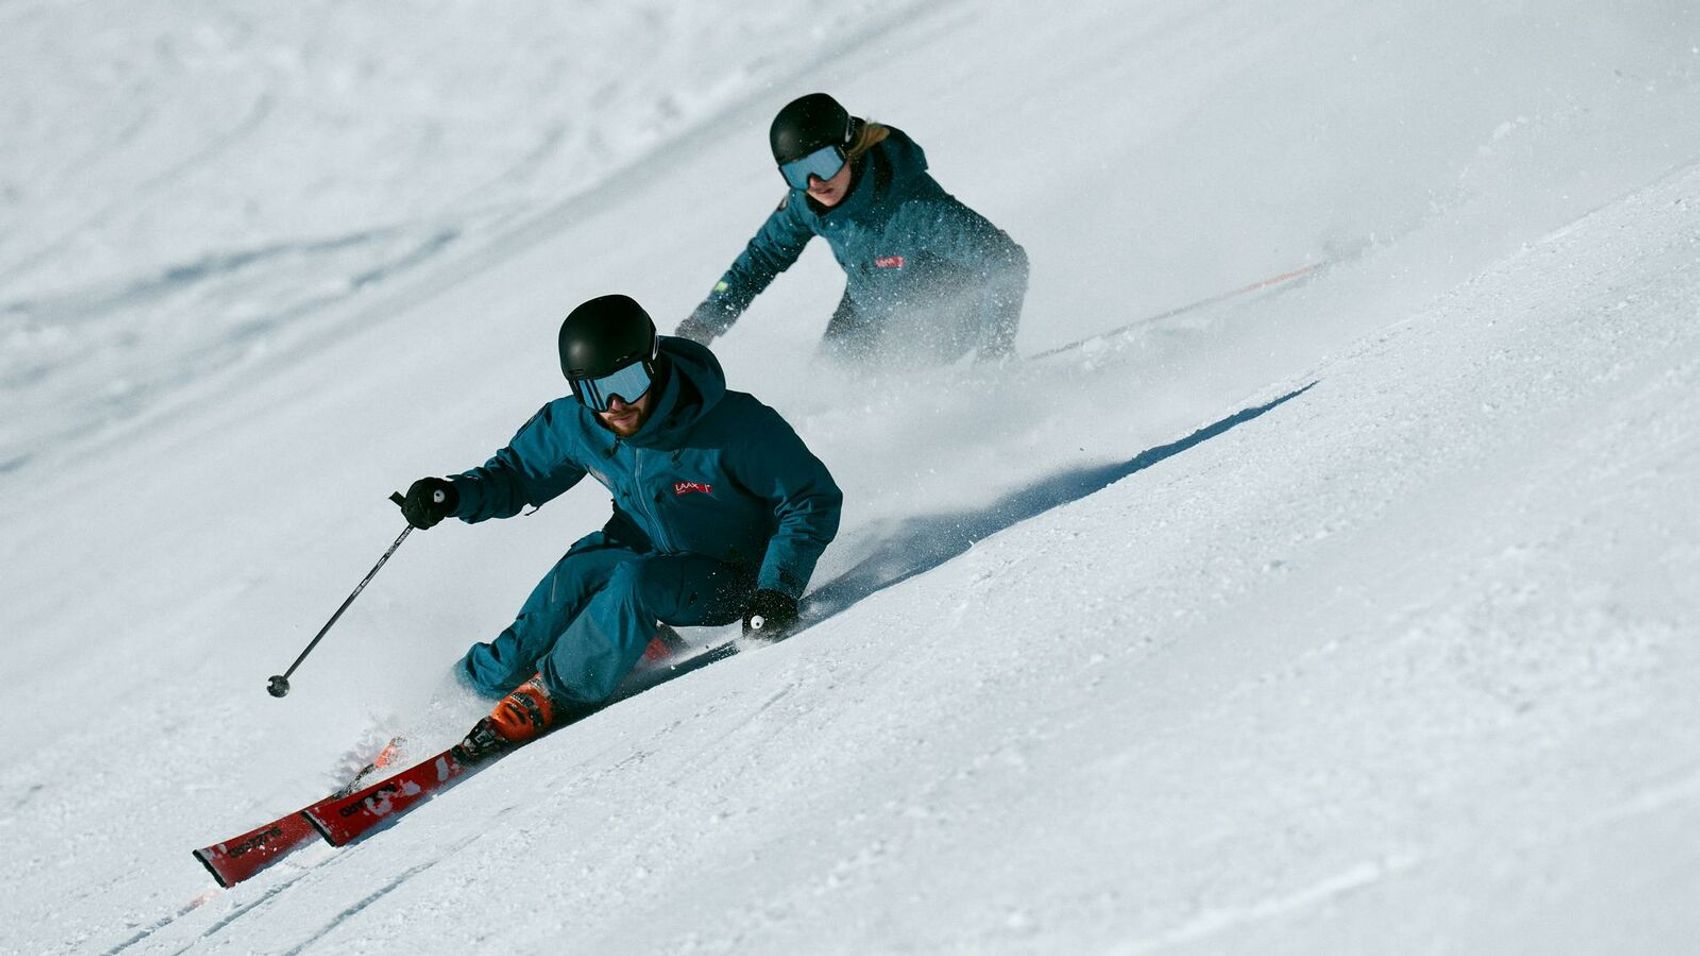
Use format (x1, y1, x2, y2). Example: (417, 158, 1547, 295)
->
(742, 588, 800, 640)
(400, 477, 459, 529)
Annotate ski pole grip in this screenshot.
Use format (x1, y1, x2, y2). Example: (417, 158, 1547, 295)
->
(388, 490, 444, 509)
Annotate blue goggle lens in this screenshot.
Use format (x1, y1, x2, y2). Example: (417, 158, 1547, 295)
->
(573, 360, 653, 412)
(779, 144, 847, 190)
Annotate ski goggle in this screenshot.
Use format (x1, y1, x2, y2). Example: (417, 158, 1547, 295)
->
(779, 144, 847, 190)
(570, 359, 654, 412)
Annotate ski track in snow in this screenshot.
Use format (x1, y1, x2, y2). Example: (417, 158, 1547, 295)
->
(272, 833, 484, 956)
(5, 2, 1700, 954)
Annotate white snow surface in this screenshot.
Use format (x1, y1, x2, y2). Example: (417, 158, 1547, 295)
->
(3, 2, 1700, 953)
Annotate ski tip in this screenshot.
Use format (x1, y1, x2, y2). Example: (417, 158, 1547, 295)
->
(191, 848, 235, 889)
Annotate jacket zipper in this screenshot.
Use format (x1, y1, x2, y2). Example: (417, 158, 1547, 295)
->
(631, 445, 673, 553)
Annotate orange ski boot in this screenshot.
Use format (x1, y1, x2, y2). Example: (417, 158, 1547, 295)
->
(460, 673, 561, 759)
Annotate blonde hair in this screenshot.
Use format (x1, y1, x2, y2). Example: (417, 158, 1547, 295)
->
(847, 121, 890, 161)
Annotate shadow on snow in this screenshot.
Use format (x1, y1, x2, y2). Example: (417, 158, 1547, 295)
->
(803, 382, 1318, 623)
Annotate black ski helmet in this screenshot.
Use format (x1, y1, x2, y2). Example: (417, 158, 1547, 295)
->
(557, 293, 659, 381)
(769, 92, 854, 165)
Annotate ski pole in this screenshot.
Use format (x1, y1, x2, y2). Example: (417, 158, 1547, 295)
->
(267, 491, 417, 698)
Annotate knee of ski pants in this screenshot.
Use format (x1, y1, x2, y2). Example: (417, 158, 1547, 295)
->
(460, 541, 638, 698)
(537, 557, 683, 703)
(538, 555, 751, 702)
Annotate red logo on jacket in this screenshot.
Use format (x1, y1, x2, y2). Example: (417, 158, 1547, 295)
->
(674, 481, 714, 497)
(874, 255, 905, 269)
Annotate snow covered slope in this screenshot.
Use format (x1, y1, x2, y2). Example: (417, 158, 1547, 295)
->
(3, 2, 1698, 953)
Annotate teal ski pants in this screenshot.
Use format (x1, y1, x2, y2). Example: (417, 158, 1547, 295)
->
(459, 533, 754, 704)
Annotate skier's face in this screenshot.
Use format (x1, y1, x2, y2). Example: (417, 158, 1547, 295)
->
(596, 388, 656, 437)
(807, 158, 853, 207)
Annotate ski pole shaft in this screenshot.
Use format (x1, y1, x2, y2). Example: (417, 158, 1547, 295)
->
(267, 492, 413, 698)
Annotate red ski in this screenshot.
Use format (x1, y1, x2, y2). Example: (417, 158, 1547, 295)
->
(192, 812, 321, 889)
(193, 737, 405, 887)
(302, 742, 482, 846)
(301, 638, 741, 847)
(194, 631, 740, 882)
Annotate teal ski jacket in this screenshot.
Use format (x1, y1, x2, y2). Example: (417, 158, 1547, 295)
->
(689, 125, 1027, 359)
(447, 338, 841, 599)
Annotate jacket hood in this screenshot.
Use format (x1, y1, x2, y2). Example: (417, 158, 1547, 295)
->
(624, 335, 726, 447)
(874, 125, 928, 179)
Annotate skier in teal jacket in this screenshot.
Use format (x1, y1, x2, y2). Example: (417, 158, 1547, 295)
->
(399, 294, 841, 751)
(679, 93, 1028, 364)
